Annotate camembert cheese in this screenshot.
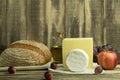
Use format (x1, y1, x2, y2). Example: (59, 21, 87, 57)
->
(62, 38, 93, 70)
(66, 49, 89, 72)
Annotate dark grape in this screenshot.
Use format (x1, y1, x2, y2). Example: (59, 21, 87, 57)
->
(112, 48, 117, 52)
(102, 45, 109, 51)
(106, 44, 118, 53)
(106, 44, 113, 50)
(50, 62, 57, 69)
(8, 66, 16, 74)
(93, 47, 98, 62)
(97, 46, 103, 53)
(93, 46, 102, 63)
(94, 66, 103, 74)
(44, 71, 52, 80)
(101, 44, 115, 51)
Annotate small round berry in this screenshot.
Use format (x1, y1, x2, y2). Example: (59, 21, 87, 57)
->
(44, 71, 52, 80)
(97, 46, 103, 53)
(50, 62, 57, 69)
(106, 44, 113, 50)
(8, 66, 16, 74)
(93, 46, 99, 63)
(94, 66, 103, 74)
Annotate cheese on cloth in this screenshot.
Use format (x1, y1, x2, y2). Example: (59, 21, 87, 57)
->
(66, 49, 89, 72)
(62, 38, 93, 70)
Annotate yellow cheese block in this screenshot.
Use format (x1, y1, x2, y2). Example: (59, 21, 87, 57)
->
(62, 38, 93, 69)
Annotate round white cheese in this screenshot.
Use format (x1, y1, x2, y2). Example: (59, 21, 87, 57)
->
(66, 49, 89, 72)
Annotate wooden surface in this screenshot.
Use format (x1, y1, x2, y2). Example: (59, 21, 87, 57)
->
(0, 0, 120, 51)
(0, 65, 120, 80)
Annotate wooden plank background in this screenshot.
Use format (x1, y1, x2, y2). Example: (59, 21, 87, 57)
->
(0, 0, 120, 52)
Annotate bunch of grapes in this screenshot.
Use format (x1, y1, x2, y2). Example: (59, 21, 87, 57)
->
(93, 44, 117, 63)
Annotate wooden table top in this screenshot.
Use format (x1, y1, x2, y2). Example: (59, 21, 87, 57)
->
(0, 65, 120, 80)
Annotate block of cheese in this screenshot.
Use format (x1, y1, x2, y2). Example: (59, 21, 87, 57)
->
(66, 49, 89, 72)
(62, 38, 93, 70)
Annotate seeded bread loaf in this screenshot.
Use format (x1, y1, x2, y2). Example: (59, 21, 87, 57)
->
(0, 40, 52, 66)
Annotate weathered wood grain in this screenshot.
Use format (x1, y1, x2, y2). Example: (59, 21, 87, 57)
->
(0, 0, 7, 46)
(0, 0, 120, 51)
(5, 0, 27, 44)
(0, 65, 120, 80)
(26, 0, 42, 42)
(64, 0, 85, 38)
(46, 0, 65, 47)
(85, 0, 105, 46)
(104, 0, 120, 51)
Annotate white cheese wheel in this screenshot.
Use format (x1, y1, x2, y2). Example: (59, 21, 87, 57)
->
(66, 49, 89, 72)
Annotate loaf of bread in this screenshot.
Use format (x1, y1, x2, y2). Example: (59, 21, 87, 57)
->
(0, 40, 52, 66)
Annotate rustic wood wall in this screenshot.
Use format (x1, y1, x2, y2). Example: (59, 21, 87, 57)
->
(0, 0, 120, 52)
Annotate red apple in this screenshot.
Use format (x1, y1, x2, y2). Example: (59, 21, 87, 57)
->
(98, 50, 118, 70)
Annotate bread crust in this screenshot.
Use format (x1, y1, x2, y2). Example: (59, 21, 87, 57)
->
(0, 40, 52, 66)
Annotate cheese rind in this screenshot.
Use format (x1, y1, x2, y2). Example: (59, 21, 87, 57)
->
(66, 49, 89, 72)
(62, 38, 93, 69)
